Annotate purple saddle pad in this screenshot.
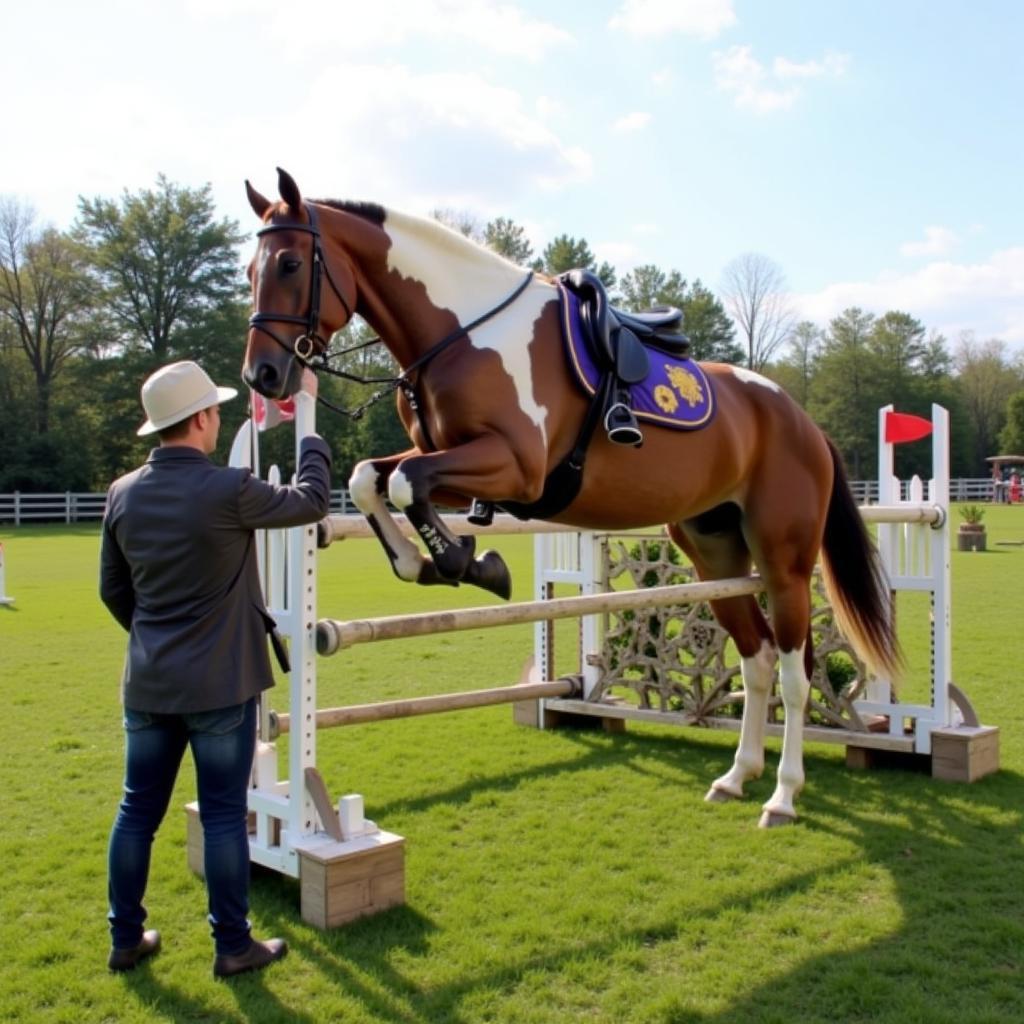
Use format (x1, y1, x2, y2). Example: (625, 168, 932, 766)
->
(559, 286, 715, 430)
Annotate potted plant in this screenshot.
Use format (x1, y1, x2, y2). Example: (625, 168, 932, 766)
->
(957, 504, 987, 551)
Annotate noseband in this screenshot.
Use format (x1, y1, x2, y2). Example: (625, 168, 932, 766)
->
(248, 202, 353, 361)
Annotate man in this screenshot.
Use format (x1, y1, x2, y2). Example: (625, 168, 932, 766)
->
(100, 360, 331, 978)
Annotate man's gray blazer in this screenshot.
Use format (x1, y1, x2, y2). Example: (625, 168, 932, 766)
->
(100, 437, 332, 713)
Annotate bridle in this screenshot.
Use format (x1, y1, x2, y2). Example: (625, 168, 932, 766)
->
(246, 199, 535, 439)
(247, 202, 353, 362)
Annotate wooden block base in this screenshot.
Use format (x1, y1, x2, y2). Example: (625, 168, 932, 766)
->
(845, 725, 1000, 783)
(296, 831, 406, 929)
(931, 726, 1000, 782)
(514, 700, 626, 733)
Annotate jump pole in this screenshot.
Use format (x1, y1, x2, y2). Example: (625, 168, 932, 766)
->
(316, 575, 765, 654)
(270, 676, 581, 736)
(0, 542, 14, 606)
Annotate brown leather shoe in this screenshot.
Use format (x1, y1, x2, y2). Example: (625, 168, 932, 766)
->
(108, 929, 161, 972)
(213, 937, 288, 978)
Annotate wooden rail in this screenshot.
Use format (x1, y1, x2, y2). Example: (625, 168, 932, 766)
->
(270, 677, 580, 736)
(317, 503, 944, 547)
(317, 576, 765, 655)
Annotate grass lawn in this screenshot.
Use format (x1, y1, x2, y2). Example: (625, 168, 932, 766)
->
(0, 506, 1022, 1023)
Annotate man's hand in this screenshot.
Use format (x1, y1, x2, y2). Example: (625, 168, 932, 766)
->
(299, 367, 318, 399)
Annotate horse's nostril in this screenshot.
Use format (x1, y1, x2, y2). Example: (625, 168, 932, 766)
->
(256, 362, 280, 395)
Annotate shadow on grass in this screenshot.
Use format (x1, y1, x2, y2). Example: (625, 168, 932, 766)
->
(661, 766, 1024, 1022)
(282, 728, 1023, 1021)
(125, 729, 1024, 1022)
(122, 961, 323, 1024)
(367, 726, 722, 820)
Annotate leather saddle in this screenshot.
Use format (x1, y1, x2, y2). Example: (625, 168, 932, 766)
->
(558, 269, 690, 446)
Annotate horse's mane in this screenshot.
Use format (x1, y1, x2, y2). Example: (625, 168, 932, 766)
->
(316, 197, 530, 290)
(313, 198, 387, 225)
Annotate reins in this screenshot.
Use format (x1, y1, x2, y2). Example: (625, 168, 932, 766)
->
(248, 200, 534, 426)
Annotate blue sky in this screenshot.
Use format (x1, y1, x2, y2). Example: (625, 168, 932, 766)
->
(6, 0, 1023, 346)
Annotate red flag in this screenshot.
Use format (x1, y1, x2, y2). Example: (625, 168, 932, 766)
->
(884, 411, 933, 444)
(252, 393, 296, 432)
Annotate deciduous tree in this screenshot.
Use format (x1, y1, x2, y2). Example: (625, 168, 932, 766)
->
(954, 333, 1023, 471)
(75, 175, 246, 358)
(721, 252, 795, 371)
(0, 199, 91, 433)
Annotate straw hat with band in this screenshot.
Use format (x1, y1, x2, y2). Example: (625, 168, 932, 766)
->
(138, 361, 238, 437)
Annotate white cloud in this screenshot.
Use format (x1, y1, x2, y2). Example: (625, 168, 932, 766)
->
(597, 240, 642, 270)
(235, 64, 592, 216)
(900, 225, 959, 258)
(613, 111, 652, 133)
(795, 248, 1024, 345)
(773, 51, 850, 79)
(713, 45, 797, 111)
(713, 44, 850, 112)
(609, 0, 736, 39)
(192, 0, 572, 61)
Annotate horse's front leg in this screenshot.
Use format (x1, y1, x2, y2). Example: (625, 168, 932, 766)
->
(349, 451, 457, 588)
(388, 437, 537, 600)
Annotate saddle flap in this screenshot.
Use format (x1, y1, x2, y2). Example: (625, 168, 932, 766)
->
(614, 326, 651, 384)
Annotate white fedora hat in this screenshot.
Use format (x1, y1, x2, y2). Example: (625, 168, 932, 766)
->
(138, 361, 238, 436)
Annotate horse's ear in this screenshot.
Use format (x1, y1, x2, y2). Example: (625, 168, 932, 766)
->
(276, 167, 303, 212)
(245, 180, 271, 219)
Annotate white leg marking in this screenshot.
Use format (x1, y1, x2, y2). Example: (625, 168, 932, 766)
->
(349, 461, 424, 582)
(707, 640, 776, 800)
(387, 468, 415, 511)
(349, 461, 382, 512)
(761, 646, 810, 823)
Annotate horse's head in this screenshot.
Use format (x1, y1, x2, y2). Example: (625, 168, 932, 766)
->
(243, 168, 356, 398)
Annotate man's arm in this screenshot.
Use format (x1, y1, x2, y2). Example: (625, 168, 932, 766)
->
(99, 516, 135, 631)
(236, 435, 333, 529)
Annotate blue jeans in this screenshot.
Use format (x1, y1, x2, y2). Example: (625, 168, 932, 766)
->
(108, 698, 256, 955)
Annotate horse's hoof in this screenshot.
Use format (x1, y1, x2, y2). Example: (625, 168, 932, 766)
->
(415, 561, 459, 588)
(758, 809, 797, 829)
(704, 785, 740, 804)
(465, 550, 512, 599)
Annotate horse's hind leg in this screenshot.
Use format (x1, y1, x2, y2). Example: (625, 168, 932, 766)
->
(668, 519, 777, 803)
(745, 501, 822, 827)
(757, 646, 810, 827)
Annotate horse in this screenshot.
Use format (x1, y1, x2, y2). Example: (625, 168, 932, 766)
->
(242, 168, 899, 827)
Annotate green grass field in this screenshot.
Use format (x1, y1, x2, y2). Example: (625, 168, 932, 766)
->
(1, 509, 1023, 1023)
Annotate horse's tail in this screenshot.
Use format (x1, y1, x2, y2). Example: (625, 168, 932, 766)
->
(819, 438, 903, 681)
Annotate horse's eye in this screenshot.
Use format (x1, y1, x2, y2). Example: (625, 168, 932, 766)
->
(282, 257, 302, 275)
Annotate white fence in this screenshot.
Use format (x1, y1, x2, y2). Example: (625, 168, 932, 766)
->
(0, 488, 360, 524)
(0, 479, 999, 525)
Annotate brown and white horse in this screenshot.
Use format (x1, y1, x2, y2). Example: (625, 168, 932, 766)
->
(243, 169, 899, 826)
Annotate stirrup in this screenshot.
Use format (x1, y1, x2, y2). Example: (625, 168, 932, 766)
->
(467, 498, 495, 526)
(604, 402, 643, 447)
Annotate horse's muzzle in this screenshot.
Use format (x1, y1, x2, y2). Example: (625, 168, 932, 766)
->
(243, 356, 296, 399)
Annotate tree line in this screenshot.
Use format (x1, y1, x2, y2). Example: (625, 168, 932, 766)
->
(2, 175, 1022, 494)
